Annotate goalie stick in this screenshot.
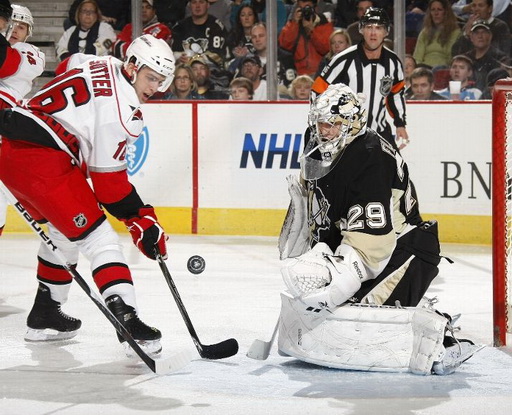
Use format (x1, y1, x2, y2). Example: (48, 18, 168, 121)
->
(246, 316, 279, 360)
(0, 182, 192, 375)
(155, 248, 239, 359)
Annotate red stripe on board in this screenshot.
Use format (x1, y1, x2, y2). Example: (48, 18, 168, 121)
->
(192, 102, 199, 234)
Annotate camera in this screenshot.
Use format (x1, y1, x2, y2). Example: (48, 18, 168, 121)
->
(301, 5, 314, 21)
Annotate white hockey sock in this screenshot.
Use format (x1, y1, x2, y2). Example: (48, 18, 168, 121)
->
(102, 283, 138, 311)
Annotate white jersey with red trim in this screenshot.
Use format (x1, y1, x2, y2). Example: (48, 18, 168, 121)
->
(17, 54, 142, 175)
(0, 42, 45, 106)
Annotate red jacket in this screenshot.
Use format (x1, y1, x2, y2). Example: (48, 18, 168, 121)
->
(278, 16, 333, 76)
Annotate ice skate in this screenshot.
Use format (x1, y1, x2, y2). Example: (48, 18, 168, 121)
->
(25, 283, 82, 342)
(105, 295, 162, 357)
(432, 335, 485, 375)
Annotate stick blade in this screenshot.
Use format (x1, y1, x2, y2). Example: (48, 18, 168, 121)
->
(200, 338, 239, 360)
(154, 348, 195, 375)
(246, 338, 272, 360)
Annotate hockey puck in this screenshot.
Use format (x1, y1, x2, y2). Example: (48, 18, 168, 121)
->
(187, 255, 205, 274)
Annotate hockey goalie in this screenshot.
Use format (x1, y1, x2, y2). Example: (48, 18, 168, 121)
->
(277, 84, 482, 375)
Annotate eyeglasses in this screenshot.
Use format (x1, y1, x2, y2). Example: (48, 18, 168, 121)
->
(80, 9, 97, 16)
(175, 76, 191, 81)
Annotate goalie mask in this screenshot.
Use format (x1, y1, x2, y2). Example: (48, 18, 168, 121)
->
(301, 84, 367, 180)
(125, 34, 176, 92)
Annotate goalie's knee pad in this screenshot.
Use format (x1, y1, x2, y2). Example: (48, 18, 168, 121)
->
(277, 291, 448, 375)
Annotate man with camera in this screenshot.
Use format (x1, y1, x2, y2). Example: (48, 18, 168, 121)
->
(278, 0, 333, 77)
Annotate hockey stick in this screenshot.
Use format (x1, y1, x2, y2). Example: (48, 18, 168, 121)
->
(0, 182, 192, 375)
(246, 316, 279, 360)
(154, 248, 239, 359)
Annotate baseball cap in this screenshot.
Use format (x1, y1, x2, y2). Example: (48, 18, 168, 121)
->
(190, 54, 208, 66)
(471, 19, 491, 32)
(241, 55, 262, 67)
(143, 0, 154, 6)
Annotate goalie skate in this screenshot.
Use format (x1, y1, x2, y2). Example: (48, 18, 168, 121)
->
(25, 283, 82, 342)
(432, 336, 485, 375)
(106, 295, 162, 358)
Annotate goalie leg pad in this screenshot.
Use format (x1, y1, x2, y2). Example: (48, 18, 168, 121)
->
(277, 291, 448, 374)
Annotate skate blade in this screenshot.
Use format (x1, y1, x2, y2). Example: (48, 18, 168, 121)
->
(122, 339, 162, 358)
(25, 328, 79, 342)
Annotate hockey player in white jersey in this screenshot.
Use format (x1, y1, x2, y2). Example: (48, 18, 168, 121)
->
(277, 84, 481, 374)
(0, 3, 44, 236)
(0, 34, 175, 356)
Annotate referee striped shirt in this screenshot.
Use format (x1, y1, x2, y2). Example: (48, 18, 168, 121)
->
(312, 43, 406, 136)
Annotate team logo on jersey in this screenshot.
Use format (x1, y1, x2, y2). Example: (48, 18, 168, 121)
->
(73, 213, 87, 228)
(130, 106, 143, 121)
(307, 183, 331, 244)
(379, 75, 393, 96)
(127, 126, 150, 176)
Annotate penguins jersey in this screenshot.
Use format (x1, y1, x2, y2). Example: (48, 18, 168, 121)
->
(0, 42, 45, 107)
(13, 54, 143, 175)
(305, 129, 422, 277)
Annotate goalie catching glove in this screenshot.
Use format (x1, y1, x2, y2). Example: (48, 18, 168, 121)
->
(122, 205, 168, 260)
(281, 242, 368, 310)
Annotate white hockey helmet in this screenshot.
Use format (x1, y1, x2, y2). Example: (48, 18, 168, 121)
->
(11, 4, 33, 39)
(125, 34, 175, 92)
(302, 84, 367, 180)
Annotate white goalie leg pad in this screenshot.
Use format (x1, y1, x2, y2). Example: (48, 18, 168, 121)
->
(278, 174, 309, 260)
(277, 291, 448, 374)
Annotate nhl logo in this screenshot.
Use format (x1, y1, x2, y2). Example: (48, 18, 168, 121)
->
(73, 213, 88, 228)
(379, 75, 393, 96)
(127, 126, 150, 177)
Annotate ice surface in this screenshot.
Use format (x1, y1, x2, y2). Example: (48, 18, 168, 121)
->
(0, 234, 511, 415)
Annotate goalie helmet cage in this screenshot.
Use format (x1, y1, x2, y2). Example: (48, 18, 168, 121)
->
(492, 79, 512, 347)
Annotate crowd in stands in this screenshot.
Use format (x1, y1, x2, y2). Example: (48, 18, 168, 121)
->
(53, 0, 512, 101)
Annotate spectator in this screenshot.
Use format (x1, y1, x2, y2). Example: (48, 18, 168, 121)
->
(65, 0, 130, 31)
(278, 0, 333, 77)
(186, 0, 231, 31)
(452, 0, 511, 28)
(413, 0, 461, 68)
(333, 0, 359, 28)
(407, 66, 449, 99)
(288, 74, 314, 100)
(239, 54, 266, 100)
(154, 0, 188, 29)
(190, 54, 229, 99)
(246, 0, 289, 33)
(112, 0, 172, 60)
(436, 54, 482, 99)
(56, 0, 116, 62)
(172, 0, 228, 66)
(157, 63, 204, 100)
(404, 54, 418, 90)
(315, 28, 351, 77)
(464, 19, 510, 90)
(452, 0, 511, 57)
(226, 4, 258, 61)
(481, 66, 509, 98)
(229, 76, 254, 100)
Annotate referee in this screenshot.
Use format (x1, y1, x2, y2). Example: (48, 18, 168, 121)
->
(311, 7, 409, 150)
